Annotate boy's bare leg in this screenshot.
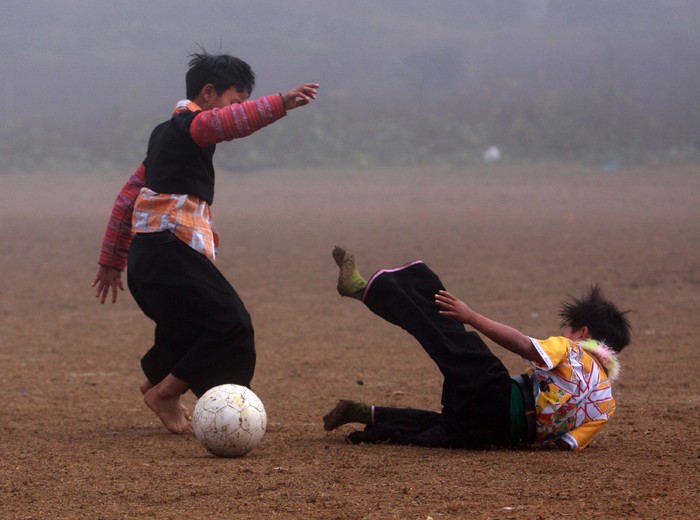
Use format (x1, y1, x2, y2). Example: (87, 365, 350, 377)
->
(143, 374, 193, 434)
(141, 378, 191, 421)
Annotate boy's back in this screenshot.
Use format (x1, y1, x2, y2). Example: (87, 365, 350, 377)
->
(144, 111, 216, 204)
(528, 336, 619, 449)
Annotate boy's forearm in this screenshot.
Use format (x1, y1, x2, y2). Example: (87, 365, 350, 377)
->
(466, 312, 536, 361)
(98, 164, 145, 270)
(435, 290, 537, 361)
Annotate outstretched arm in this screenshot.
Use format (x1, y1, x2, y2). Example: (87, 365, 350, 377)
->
(190, 83, 319, 148)
(435, 290, 544, 364)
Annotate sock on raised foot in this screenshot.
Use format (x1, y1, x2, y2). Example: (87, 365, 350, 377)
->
(323, 399, 372, 431)
(332, 246, 367, 299)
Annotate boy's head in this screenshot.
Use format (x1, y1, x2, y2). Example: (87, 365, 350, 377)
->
(185, 51, 255, 101)
(559, 285, 632, 353)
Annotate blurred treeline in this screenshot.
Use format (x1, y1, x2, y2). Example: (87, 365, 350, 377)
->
(1, 0, 699, 173)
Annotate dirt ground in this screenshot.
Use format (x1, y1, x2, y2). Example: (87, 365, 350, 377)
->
(1, 164, 698, 519)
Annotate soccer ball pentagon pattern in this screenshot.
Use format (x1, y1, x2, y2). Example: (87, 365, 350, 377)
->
(192, 384, 267, 457)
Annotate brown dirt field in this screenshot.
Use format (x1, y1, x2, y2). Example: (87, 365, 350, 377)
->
(1, 164, 699, 519)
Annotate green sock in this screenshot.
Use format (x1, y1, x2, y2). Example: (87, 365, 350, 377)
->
(354, 401, 371, 423)
(344, 269, 367, 299)
(323, 400, 372, 430)
(332, 246, 367, 299)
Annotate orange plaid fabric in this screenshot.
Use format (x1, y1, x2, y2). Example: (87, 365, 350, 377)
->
(132, 188, 219, 260)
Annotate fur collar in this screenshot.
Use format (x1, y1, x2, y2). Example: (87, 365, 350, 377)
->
(580, 340, 621, 380)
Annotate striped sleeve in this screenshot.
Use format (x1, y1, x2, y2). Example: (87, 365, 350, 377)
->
(97, 164, 146, 270)
(189, 94, 287, 148)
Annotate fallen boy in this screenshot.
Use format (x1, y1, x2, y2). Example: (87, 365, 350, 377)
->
(323, 247, 631, 450)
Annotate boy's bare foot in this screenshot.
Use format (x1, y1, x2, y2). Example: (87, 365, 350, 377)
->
(143, 375, 193, 434)
(141, 378, 191, 421)
(140, 379, 153, 395)
(180, 403, 192, 422)
(144, 389, 193, 434)
(332, 246, 367, 299)
(323, 399, 371, 430)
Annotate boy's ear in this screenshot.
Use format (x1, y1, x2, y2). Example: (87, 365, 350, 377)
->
(578, 325, 591, 340)
(200, 83, 216, 101)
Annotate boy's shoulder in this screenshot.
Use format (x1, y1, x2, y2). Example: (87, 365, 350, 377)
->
(530, 336, 621, 380)
(529, 336, 572, 370)
(148, 110, 198, 146)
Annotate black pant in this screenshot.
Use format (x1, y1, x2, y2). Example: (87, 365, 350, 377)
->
(127, 232, 255, 397)
(347, 262, 512, 449)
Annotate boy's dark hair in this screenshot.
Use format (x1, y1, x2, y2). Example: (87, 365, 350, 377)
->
(185, 50, 255, 100)
(558, 285, 632, 353)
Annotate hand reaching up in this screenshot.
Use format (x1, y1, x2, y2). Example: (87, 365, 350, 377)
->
(282, 83, 320, 110)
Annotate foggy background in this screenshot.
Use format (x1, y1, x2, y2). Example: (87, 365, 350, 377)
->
(1, 0, 699, 173)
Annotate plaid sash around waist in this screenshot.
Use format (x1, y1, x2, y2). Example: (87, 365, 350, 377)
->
(132, 188, 218, 260)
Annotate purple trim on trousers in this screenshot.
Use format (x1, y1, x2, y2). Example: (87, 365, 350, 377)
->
(361, 260, 426, 303)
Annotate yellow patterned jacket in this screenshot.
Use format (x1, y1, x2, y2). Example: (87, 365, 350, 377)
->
(527, 337, 620, 450)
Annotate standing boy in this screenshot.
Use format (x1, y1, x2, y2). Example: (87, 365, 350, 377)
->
(92, 51, 318, 434)
(324, 247, 631, 450)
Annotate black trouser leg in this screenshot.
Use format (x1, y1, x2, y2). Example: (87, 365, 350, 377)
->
(128, 232, 256, 397)
(347, 407, 451, 447)
(361, 262, 511, 448)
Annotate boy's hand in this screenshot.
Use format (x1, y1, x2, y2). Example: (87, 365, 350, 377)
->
(91, 265, 124, 304)
(437, 289, 543, 363)
(435, 290, 474, 324)
(282, 83, 320, 110)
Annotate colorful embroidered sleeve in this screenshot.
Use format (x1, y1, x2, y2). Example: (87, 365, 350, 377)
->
(97, 164, 146, 270)
(189, 94, 286, 148)
(560, 418, 609, 450)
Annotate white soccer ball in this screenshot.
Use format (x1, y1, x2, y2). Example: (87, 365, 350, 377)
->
(192, 384, 267, 457)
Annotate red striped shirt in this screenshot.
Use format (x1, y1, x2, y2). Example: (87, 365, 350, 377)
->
(97, 94, 286, 270)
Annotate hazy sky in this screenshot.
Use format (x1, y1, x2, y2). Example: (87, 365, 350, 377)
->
(1, 0, 698, 167)
(3, 1, 695, 112)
